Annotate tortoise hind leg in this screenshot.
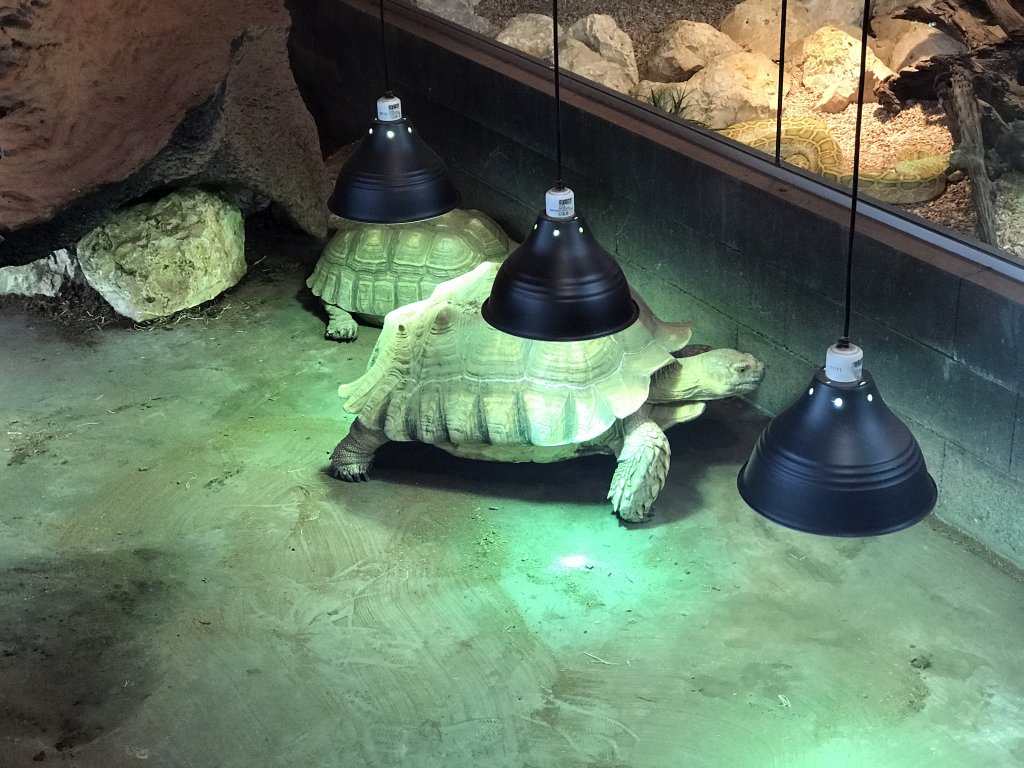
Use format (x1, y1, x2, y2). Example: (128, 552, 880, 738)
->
(608, 415, 671, 523)
(324, 302, 359, 342)
(330, 420, 389, 481)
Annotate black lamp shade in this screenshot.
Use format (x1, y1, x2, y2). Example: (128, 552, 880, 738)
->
(481, 213, 639, 341)
(328, 117, 460, 224)
(737, 368, 936, 536)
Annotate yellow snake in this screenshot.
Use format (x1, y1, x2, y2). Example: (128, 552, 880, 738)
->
(719, 117, 949, 204)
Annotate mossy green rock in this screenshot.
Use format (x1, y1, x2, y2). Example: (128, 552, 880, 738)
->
(77, 188, 246, 321)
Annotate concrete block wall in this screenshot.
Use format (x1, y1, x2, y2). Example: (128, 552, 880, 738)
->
(286, 0, 1024, 567)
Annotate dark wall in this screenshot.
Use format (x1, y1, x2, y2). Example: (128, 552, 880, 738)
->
(287, 0, 1024, 566)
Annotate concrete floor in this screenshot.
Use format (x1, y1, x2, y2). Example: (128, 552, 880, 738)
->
(2, 226, 1023, 768)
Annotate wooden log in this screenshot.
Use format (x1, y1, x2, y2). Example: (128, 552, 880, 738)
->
(938, 66, 1000, 243)
(897, 0, 1006, 48)
(981, 0, 1024, 35)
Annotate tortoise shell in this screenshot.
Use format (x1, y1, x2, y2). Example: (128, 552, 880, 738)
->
(307, 208, 510, 321)
(339, 262, 695, 448)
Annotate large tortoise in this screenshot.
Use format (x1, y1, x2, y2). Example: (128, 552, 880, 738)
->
(307, 208, 511, 341)
(328, 262, 765, 522)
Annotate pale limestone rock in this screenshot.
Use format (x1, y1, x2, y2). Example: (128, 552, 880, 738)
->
(567, 14, 639, 86)
(413, 0, 494, 35)
(496, 12, 636, 93)
(801, 26, 893, 108)
(886, 22, 966, 72)
(645, 20, 741, 83)
(797, 0, 865, 29)
(495, 13, 559, 60)
(870, 17, 918, 67)
(0, 250, 75, 297)
(815, 79, 860, 112)
(76, 189, 246, 322)
(721, 0, 815, 59)
(679, 51, 787, 129)
(559, 38, 635, 94)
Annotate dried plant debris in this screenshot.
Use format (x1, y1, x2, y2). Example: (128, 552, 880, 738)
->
(0, 275, 241, 339)
(0, 279, 128, 340)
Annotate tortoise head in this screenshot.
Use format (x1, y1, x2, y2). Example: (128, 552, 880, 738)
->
(648, 348, 765, 403)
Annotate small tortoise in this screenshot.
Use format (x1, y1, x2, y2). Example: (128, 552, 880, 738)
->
(307, 208, 511, 341)
(329, 262, 764, 522)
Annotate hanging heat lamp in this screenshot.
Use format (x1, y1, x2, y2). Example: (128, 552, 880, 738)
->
(736, 0, 936, 536)
(481, 0, 638, 341)
(327, 0, 460, 223)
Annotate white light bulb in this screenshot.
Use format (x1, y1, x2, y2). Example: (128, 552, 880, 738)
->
(833, 397, 844, 408)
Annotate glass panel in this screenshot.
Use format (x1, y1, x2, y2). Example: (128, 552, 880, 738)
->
(403, 0, 1024, 271)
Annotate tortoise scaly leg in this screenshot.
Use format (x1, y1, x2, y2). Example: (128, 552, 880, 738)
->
(324, 302, 359, 342)
(608, 411, 671, 523)
(329, 420, 389, 481)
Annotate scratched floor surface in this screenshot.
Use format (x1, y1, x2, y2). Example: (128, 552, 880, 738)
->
(1, 226, 1022, 768)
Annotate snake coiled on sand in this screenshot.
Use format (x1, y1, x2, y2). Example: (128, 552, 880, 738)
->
(719, 117, 949, 204)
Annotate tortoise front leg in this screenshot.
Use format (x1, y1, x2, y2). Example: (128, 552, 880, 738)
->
(607, 413, 671, 523)
(329, 420, 389, 481)
(323, 302, 359, 342)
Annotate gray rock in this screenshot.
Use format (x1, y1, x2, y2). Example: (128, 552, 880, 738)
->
(495, 12, 637, 94)
(797, 0, 867, 29)
(0, 250, 75, 297)
(645, 20, 741, 83)
(677, 51, 787, 129)
(495, 13, 559, 60)
(886, 22, 966, 72)
(76, 189, 246, 322)
(721, 0, 815, 60)
(567, 14, 639, 86)
(413, 0, 494, 35)
(559, 38, 636, 94)
(801, 26, 893, 109)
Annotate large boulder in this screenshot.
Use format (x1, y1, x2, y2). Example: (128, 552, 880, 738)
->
(559, 38, 636, 94)
(76, 189, 246, 322)
(801, 26, 894, 111)
(884, 21, 966, 72)
(721, 0, 815, 59)
(0, 0, 327, 268)
(797, 0, 867, 29)
(645, 20, 742, 83)
(567, 14, 639, 86)
(495, 14, 560, 60)
(413, 0, 494, 35)
(677, 51, 786, 129)
(495, 12, 637, 94)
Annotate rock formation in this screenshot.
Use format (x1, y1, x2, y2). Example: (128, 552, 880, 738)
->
(76, 188, 246, 322)
(645, 20, 742, 83)
(0, 0, 327, 268)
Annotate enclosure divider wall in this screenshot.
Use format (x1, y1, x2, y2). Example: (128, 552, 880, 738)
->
(286, 0, 1024, 566)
